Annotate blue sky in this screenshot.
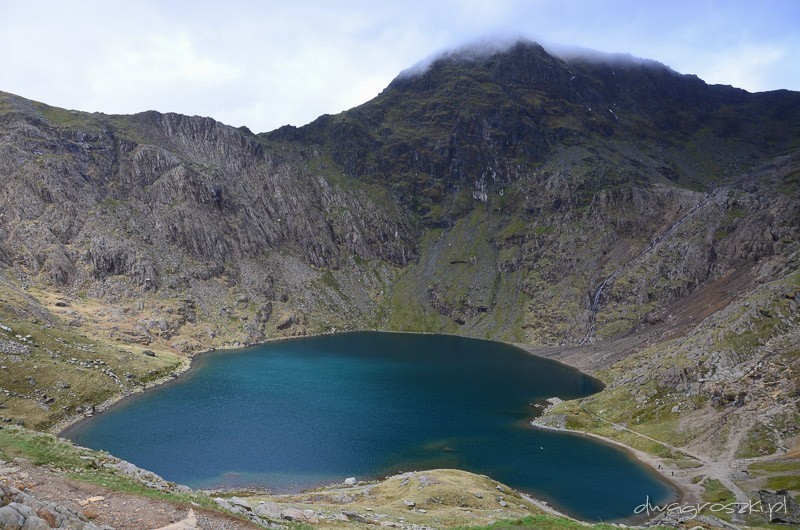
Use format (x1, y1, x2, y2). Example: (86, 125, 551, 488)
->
(2, 0, 798, 132)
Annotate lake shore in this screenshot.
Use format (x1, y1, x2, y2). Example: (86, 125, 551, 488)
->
(52, 330, 688, 525)
(531, 417, 697, 506)
(51, 331, 343, 436)
(50, 356, 194, 436)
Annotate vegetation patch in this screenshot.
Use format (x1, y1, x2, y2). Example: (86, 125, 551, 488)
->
(735, 422, 779, 458)
(0, 425, 221, 511)
(748, 461, 800, 473)
(457, 515, 639, 529)
(699, 479, 738, 523)
(701, 479, 736, 505)
(764, 475, 800, 492)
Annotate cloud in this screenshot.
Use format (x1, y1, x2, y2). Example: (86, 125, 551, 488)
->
(702, 45, 787, 92)
(86, 33, 242, 111)
(0, 0, 798, 132)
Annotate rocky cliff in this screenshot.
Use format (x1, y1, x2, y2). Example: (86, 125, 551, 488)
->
(0, 94, 417, 344)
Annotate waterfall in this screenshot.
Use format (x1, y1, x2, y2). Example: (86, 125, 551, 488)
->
(582, 196, 712, 344)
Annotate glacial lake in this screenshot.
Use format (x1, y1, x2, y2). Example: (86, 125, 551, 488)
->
(64, 332, 674, 521)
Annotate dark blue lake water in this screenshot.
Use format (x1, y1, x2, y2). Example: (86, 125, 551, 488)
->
(64, 332, 674, 521)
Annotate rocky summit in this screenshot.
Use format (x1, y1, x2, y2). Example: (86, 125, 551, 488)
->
(0, 39, 798, 528)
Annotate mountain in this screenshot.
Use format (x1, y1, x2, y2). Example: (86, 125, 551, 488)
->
(0, 39, 798, 523)
(269, 41, 799, 206)
(267, 40, 800, 344)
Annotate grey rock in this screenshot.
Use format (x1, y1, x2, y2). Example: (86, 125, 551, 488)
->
(8, 502, 36, 519)
(0, 505, 24, 529)
(760, 489, 800, 525)
(418, 474, 438, 488)
(254, 501, 282, 519)
(330, 493, 355, 504)
(0, 340, 30, 355)
(229, 497, 253, 511)
(342, 511, 369, 523)
(21, 516, 52, 530)
(280, 508, 307, 521)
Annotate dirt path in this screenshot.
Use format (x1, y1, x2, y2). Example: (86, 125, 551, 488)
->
(578, 404, 752, 524)
(0, 458, 259, 530)
(534, 396, 800, 527)
(532, 418, 703, 504)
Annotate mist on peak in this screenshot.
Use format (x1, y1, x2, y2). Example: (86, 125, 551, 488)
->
(392, 36, 678, 86)
(395, 36, 547, 79)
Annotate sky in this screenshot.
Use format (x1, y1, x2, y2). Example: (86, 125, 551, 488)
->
(1, 0, 798, 133)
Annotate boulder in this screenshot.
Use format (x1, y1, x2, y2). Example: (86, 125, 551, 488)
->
(0, 505, 24, 529)
(229, 497, 253, 511)
(21, 516, 52, 530)
(254, 501, 282, 518)
(280, 507, 308, 521)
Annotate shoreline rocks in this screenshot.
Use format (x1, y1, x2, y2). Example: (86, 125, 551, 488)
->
(0, 483, 112, 530)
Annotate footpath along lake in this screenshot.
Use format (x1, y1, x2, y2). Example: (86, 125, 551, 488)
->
(64, 332, 674, 521)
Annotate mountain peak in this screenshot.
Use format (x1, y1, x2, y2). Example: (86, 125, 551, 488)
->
(395, 37, 549, 78)
(386, 38, 573, 98)
(389, 38, 690, 97)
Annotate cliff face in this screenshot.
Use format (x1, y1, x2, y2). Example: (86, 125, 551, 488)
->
(0, 95, 417, 352)
(0, 40, 798, 466)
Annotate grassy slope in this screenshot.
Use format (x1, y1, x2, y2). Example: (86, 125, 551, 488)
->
(385, 208, 527, 342)
(0, 425, 222, 511)
(0, 276, 184, 431)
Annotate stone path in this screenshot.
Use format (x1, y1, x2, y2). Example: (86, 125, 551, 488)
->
(0, 458, 259, 529)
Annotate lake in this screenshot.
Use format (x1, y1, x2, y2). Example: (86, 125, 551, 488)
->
(64, 332, 674, 521)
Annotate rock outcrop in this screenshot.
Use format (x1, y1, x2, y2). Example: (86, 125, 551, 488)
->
(0, 482, 112, 529)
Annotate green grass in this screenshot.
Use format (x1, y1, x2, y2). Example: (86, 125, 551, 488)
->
(0, 425, 86, 468)
(0, 425, 223, 512)
(0, 279, 187, 430)
(532, 225, 555, 235)
(764, 475, 800, 492)
(748, 461, 800, 473)
(457, 515, 668, 530)
(701, 479, 737, 505)
(777, 168, 800, 195)
(735, 423, 779, 458)
(64, 468, 220, 510)
(726, 208, 746, 219)
(499, 219, 527, 240)
(698, 479, 738, 523)
(0, 313, 181, 430)
(319, 269, 343, 294)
